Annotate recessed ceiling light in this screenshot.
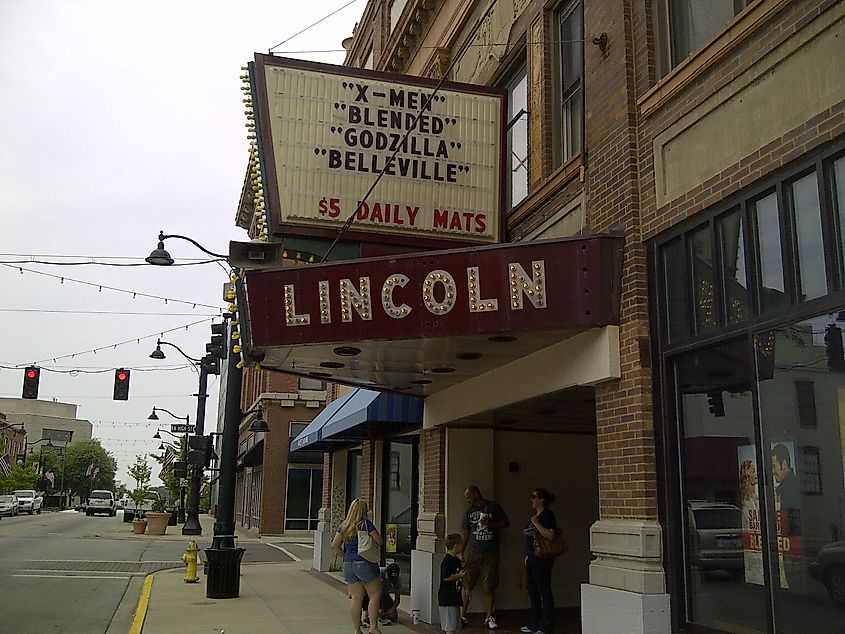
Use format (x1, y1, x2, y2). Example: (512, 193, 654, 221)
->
(410, 379, 432, 385)
(320, 361, 345, 369)
(456, 352, 482, 360)
(488, 335, 517, 343)
(333, 346, 361, 356)
(431, 366, 455, 374)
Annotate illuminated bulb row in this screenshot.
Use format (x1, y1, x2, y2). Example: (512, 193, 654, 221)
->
(423, 270, 456, 314)
(284, 283, 311, 326)
(467, 266, 498, 312)
(509, 261, 546, 309)
(242, 64, 267, 243)
(339, 277, 372, 322)
(381, 274, 411, 319)
(319, 281, 331, 324)
(229, 272, 251, 370)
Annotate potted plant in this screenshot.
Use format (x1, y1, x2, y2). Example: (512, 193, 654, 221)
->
(145, 493, 172, 536)
(129, 489, 148, 534)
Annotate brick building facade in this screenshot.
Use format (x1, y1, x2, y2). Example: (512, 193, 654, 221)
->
(245, 1, 844, 632)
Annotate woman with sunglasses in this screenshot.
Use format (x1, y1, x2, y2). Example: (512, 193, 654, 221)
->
(521, 488, 558, 634)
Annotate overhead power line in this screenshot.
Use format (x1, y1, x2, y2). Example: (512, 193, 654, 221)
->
(0, 309, 220, 316)
(268, 0, 361, 52)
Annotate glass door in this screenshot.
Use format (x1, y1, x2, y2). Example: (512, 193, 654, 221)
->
(382, 436, 418, 593)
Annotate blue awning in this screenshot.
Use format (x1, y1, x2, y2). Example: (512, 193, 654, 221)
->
(290, 388, 423, 452)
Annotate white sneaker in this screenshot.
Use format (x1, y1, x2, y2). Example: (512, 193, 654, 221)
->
(484, 616, 498, 629)
(520, 628, 534, 633)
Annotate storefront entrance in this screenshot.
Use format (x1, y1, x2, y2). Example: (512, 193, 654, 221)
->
(382, 436, 419, 593)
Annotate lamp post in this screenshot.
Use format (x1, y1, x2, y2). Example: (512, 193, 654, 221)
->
(149, 407, 189, 523)
(147, 231, 249, 596)
(149, 341, 218, 536)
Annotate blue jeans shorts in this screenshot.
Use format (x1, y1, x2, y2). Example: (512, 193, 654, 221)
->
(343, 560, 380, 584)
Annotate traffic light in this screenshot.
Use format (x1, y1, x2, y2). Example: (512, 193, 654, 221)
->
(706, 391, 725, 417)
(22, 366, 40, 399)
(113, 368, 131, 400)
(173, 460, 187, 479)
(207, 322, 227, 360)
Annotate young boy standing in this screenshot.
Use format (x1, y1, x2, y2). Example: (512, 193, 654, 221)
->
(439, 534, 466, 633)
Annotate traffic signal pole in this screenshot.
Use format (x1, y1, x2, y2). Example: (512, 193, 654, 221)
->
(182, 360, 209, 536)
(212, 332, 242, 549)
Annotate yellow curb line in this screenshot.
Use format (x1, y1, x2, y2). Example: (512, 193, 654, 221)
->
(129, 574, 155, 634)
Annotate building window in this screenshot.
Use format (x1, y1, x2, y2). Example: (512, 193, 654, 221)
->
(505, 64, 528, 213)
(391, 0, 408, 31)
(655, 1, 750, 74)
(656, 142, 845, 347)
(553, 1, 583, 166)
(298, 377, 325, 391)
(794, 381, 817, 429)
(799, 446, 822, 495)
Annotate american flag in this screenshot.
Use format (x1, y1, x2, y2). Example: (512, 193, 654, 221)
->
(0, 454, 11, 477)
(45, 470, 55, 487)
(85, 462, 95, 477)
(159, 447, 176, 479)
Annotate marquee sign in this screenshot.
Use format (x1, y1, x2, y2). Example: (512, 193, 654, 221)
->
(250, 55, 506, 249)
(241, 236, 623, 396)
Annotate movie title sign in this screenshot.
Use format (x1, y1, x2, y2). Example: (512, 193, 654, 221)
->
(251, 55, 506, 247)
(244, 237, 622, 348)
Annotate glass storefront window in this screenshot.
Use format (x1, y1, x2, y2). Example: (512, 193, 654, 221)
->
(756, 314, 845, 632)
(718, 209, 750, 325)
(831, 156, 845, 281)
(675, 340, 769, 633)
(662, 238, 688, 342)
(752, 192, 787, 313)
(346, 449, 362, 510)
(688, 225, 718, 333)
(285, 467, 322, 530)
(788, 172, 827, 301)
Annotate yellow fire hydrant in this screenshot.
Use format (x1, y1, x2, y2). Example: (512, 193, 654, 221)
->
(181, 540, 200, 583)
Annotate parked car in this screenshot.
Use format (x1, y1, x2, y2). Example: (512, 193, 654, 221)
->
(86, 490, 116, 516)
(809, 541, 845, 605)
(12, 489, 43, 515)
(0, 494, 19, 517)
(687, 501, 743, 574)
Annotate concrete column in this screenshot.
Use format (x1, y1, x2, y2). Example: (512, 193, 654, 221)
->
(313, 506, 335, 572)
(410, 511, 445, 625)
(580, 519, 671, 633)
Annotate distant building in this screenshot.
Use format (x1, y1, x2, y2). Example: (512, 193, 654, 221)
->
(0, 398, 92, 455)
(1, 412, 26, 461)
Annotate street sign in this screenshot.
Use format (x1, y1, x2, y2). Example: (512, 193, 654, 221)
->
(170, 424, 195, 433)
(179, 478, 189, 487)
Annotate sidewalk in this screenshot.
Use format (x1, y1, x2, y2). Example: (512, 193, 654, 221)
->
(135, 561, 438, 634)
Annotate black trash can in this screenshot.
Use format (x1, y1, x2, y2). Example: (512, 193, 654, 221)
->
(204, 547, 245, 599)
(123, 510, 134, 523)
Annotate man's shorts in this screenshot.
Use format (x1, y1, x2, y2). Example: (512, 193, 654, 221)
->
(464, 549, 499, 593)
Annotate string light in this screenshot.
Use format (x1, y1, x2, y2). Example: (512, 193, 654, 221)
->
(2, 264, 223, 311)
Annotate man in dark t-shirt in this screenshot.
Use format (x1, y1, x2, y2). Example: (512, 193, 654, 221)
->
(460, 485, 509, 630)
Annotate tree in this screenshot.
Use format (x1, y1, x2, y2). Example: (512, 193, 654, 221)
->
(0, 463, 39, 494)
(57, 439, 117, 499)
(128, 454, 152, 513)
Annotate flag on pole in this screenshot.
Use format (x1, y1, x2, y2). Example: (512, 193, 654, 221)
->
(0, 454, 11, 477)
(92, 466, 100, 479)
(45, 470, 55, 487)
(159, 447, 176, 480)
(86, 462, 94, 477)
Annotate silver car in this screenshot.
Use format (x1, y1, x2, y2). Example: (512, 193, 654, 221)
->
(687, 501, 743, 574)
(0, 494, 19, 517)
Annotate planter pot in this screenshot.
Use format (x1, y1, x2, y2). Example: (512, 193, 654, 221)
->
(146, 512, 172, 536)
(132, 519, 148, 535)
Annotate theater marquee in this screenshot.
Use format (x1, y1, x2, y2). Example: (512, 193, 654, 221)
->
(250, 55, 506, 248)
(241, 236, 623, 397)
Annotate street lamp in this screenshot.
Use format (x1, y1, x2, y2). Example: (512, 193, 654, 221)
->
(149, 407, 190, 524)
(145, 231, 228, 266)
(149, 341, 219, 536)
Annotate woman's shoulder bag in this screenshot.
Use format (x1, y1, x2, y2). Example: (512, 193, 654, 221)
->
(533, 528, 568, 559)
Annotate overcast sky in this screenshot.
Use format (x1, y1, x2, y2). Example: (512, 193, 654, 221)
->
(0, 0, 362, 487)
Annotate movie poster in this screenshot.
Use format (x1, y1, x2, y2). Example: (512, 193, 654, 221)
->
(385, 523, 398, 553)
(737, 444, 763, 585)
